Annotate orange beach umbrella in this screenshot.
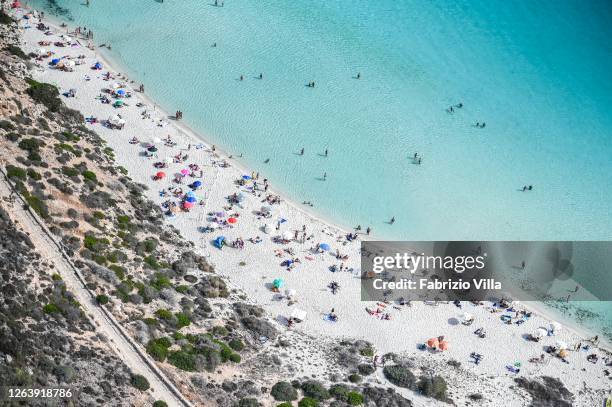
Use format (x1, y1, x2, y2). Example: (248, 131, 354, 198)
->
(427, 338, 439, 348)
(439, 340, 450, 351)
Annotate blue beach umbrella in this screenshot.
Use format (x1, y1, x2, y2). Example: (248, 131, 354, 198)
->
(319, 243, 331, 251)
(185, 196, 197, 203)
(213, 236, 226, 249)
(93, 62, 102, 69)
(192, 180, 202, 188)
(116, 89, 126, 96)
(51, 58, 60, 65)
(242, 175, 251, 180)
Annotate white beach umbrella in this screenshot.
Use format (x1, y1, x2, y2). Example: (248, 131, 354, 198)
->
(290, 308, 307, 322)
(37, 47, 47, 55)
(534, 328, 548, 338)
(262, 224, 272, 234)
(261, 205, 272, 214)
(462, 312, 474, 322)
(282, 231, 293, 241)
(285, 288, 296, 297)
(164, 156, 173, 164)
(549, 321, 562, 333)
(556, 340, 568, 350)
(153, 137, 162, 144)
(65, 60, 75, 67)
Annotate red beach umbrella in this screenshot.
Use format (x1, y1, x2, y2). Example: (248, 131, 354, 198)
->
(228, 217, 238, 224)
(426, 338, 439, 349)
(156, 171, 166, 178)
(439, 340, 449, 351)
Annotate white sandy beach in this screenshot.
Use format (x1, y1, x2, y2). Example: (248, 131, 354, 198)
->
(12, 7, 612, 405)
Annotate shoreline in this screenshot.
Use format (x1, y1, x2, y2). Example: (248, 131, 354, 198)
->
(31, 10, 612, 352)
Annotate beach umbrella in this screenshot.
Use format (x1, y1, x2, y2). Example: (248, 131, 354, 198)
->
(113, 100, 124, 107)
(147, 146, 157, 152)
(12, 1, 22, 9)
(272, 278, 284, 289)
(155, 171, 166, 178)
(426, 338, 439, 348)
(534, 328, 548, 338)
(192, 180, 202, 188)
(65, 60, 75, 67)
(185, 196, 197, 203)
(462, 312, 474, 322)
(439, 340, 450, 351)
(93, 62, 102, 69)
(228, 217, 238, 224)
(154, 137, 163, 144)
(558, 349, 569, 359)
(282, 231, 293, 241)
(290, 308, 307, 322)
(183, 201, 194, 209)
(261, 205, 272, 214)
(556, 340, 568, 350)
(37, 48, 47, 55)
(549, 321, 562, 334)
(180, 169, 190, 176)
(111, 82, 121, 89)
(215, 210, 227, 218)
(51, 58, 60, 65)
(214, 236, 226, 249)
(285, 288, 296, 297)
(186, 190, 196, 198)
(263, 224, 272, 234)
(242, 175, 251, 180)
(116, 89, 126, 96)
(319, 243, 331, 251)
(164, 156, 173, 164)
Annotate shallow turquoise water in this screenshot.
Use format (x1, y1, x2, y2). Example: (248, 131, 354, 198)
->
(26, 0, 612, 338)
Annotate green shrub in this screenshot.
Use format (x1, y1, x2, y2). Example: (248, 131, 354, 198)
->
(61, 166, 79, 177)
(26, 168, 42, 180)
(146, 338, 171, 362)
(24, 195, 49, 218)
(151, 272, 171, 289)
(346, 391, 364, 406)
(43, 303, 60, 314)
(95, 294, 109, 305)
(175, 285, 189, 294)
(144, 255, 161, 270)
(277, 403, 293, 407)
(92, 254, 107, 265)
(301, 381, 329, 401)
(417, 375, 447, 401)
(18, 137, 41, 152)
(6, 45, 27, 60)
(153, 401, 168, 407)
(238, 399, 260, 407)
(26, 78, 62, 112)
(383, 365, 416, 389)
(228, 338, 244, 351)
(211, 325, 228, 337)
(143, 239, 158, 253)
(28, 151, 42, 162)
(175, 312, 191, 328)
(130, 374, 150, 391)
(298, 398, 318, 407)
(0, 120, 15, 131)
(0, 10, 14, 25)
(51, 274, 62, 281)
(168, 350, 197, 371)
(6, 165, 26, 180)
(359, 345, 375, 357)
(109, 264, 126, 280)
(155, 309, 173, 320)
(82, 170, 97, 182)
(228, 353, 241, 363)
(271, 381, 298, 401)
(92, 211, 105, 219)
(348, 373, 362, 383)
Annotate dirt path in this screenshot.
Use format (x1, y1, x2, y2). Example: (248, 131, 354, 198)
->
(0, 173, 192, 407)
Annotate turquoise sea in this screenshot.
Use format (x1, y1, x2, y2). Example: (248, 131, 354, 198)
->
(25, 0, 612, 340)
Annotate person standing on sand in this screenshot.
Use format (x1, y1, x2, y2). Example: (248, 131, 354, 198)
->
(366, 227, 371, 235)
(390, 217, 395, 224)
(300, 147, 304, 155)
(323, 172, 327, 181)
(324, 148, 328, 157)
